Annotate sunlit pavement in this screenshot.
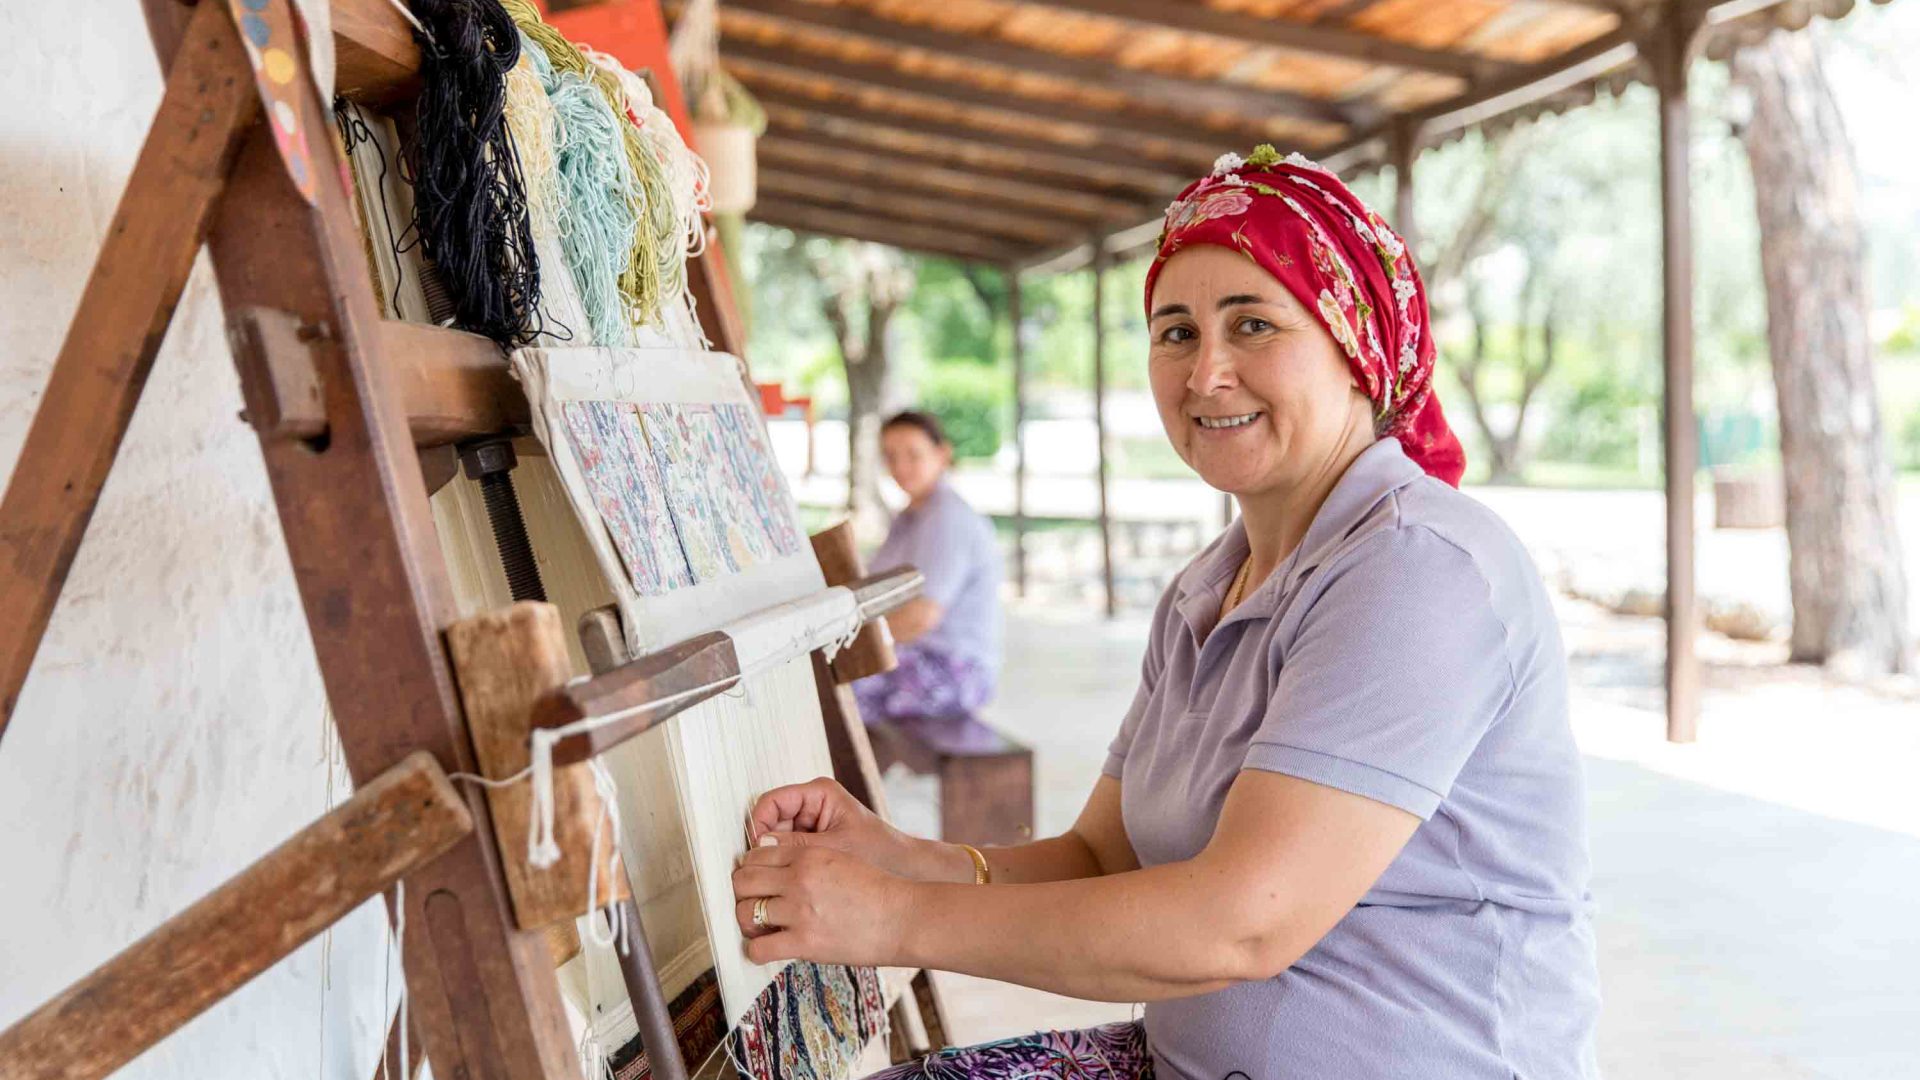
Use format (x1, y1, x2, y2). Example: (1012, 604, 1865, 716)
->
(882, 598, 1920, 1077)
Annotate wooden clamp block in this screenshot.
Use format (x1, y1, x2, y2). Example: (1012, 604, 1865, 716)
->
(446, 603, 630, 935)
(0, 751, 472, 1080)
(810, 521, 898, 683)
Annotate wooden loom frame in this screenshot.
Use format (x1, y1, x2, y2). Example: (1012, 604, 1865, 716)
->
(0, 1, 950, 1077)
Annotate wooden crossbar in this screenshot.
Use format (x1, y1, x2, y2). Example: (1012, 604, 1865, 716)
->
(0, 752, 473, 1080)
(540, 567, 924, 768)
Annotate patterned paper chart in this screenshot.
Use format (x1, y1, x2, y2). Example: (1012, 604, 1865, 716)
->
(709, 404, 805, 561)
(563, 398, 805, 596)
(638, 405, 736, 583)
(562, 400, 694, 595)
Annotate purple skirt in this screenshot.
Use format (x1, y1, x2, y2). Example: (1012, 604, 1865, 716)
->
(864, 1021, 1152, 1079)
(853, 643, 994, 724)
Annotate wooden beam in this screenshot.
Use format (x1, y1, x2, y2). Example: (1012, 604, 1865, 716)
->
(721, 41, 1227, 167)
(537, 568, 923, 767)
(539, 631, 741, 768)
(757, 136, 1142, 220)
(758, 170, 1074, 244)
(1406, 27, 1639, 137)
(738, 82, 1200, 189)
(0, 752, 473, 1080)
(708, 0, 1359, 129)
(0, 1, 257, 739)
(1019, 0, 1507, 81)
(761, 104, 1174, 198)
(750, 198, 1029, 263)
(386, 322, 528, 446)
(334, 0, 424, 107)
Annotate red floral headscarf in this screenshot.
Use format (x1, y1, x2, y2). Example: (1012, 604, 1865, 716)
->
(1144, 145, 1466, 487)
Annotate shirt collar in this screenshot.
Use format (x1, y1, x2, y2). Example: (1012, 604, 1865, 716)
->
(1174, 439, 1422, 628)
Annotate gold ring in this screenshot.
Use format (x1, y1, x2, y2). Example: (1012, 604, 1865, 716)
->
(751, 897, 770, 929)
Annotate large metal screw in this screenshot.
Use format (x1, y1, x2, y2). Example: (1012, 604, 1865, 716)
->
(459, 438, 547, 604)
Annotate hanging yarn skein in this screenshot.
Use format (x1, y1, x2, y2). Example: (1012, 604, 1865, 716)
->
(503, 50, 595, 345)
(406, 0, 542, 346)
(521, 33, 643, 347)
(501, 0, 665, 330)
(584, 47, 712, 335)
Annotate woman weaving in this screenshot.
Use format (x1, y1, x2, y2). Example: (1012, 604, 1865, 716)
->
(732, 149, 1600, 1079)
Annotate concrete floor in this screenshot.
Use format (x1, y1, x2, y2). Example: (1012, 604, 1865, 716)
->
(882, 599, 1920, 1078)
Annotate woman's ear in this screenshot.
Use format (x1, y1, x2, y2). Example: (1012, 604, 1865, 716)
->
(939, 443, 954, 469)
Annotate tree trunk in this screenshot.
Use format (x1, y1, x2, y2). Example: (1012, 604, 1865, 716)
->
(1733, 31, 1910, 676)
(843, 301, 896, 543)
(813, 242, 911, 544)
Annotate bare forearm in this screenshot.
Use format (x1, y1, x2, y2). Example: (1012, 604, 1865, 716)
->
(885, 598, 940, 644)
(899, 831, 1108, 885)
(896, 862, 1282, 1002)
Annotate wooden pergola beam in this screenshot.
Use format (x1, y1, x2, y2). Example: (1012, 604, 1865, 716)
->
(713, 0, 1361, 130)
(746, 85, 1193, 193)
(758, 136, 1146, 221)
(1407, 26, 1639, 137)
(722, 42, 1229, 167)
(750, 198, 1026, 264)
(760, 104, 1174, 197)
(758, 170, 1076, 244)
(1019, 0, 1511, 82)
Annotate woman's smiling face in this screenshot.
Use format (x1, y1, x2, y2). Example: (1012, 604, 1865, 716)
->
(1147, 245, 1374, 498)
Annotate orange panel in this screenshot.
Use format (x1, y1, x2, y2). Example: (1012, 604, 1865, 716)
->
(532, 0, 746, 356)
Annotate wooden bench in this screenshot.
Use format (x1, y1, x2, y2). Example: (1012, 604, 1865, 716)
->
(867, 714, 1035, 848)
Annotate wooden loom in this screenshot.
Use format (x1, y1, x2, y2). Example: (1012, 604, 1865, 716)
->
(0, 1, 951, 1077)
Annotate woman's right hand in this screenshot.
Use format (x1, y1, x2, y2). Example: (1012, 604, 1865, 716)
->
(746, 777, 974, 883)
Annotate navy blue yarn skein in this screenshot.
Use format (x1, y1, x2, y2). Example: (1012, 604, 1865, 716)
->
(405, 0, 542, 346)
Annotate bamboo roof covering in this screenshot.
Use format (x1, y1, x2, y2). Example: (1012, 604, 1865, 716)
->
(666, 0, 1893, 266)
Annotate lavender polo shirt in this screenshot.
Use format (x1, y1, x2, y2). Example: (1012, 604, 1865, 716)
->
(870, 479, 1003, 678)
(1106, 439, 1600, 1079)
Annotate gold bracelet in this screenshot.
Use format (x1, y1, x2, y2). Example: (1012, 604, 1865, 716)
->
(957, 843, 990, 885)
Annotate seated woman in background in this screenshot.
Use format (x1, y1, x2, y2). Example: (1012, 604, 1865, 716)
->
(855, 410, 1003, 724)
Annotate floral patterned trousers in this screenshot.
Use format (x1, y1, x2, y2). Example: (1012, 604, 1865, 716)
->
(852, 643, 994, 724)
(863, 1022, 1153, 1080)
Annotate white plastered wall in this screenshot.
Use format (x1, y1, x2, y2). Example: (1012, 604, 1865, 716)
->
(0, 3, 398, 1077)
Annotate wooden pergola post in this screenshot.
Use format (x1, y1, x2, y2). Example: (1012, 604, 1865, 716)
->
(1389, 119, 1423, 251)
(1650, 8, 1704, 743)
(1008, 264, 1029, 597)
(1091, 241, 1116, 617)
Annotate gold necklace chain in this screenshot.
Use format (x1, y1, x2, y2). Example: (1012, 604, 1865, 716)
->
(1223, 556, 1253, 614)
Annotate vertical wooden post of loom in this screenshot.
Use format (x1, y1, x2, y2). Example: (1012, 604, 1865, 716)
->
(1008, 263, 1029, 598)
(127, 7, 586, 1078)
(1091, 240, 1116, 617)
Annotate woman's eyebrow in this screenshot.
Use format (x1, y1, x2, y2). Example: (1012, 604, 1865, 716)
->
(1149, 303, 1191, 319)
(1217, 293, 1266, 309)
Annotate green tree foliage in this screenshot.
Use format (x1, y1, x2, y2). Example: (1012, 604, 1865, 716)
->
(917, 363, 1005, 460)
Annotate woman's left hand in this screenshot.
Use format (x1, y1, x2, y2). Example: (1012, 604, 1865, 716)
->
(731, 836, 913, 968)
